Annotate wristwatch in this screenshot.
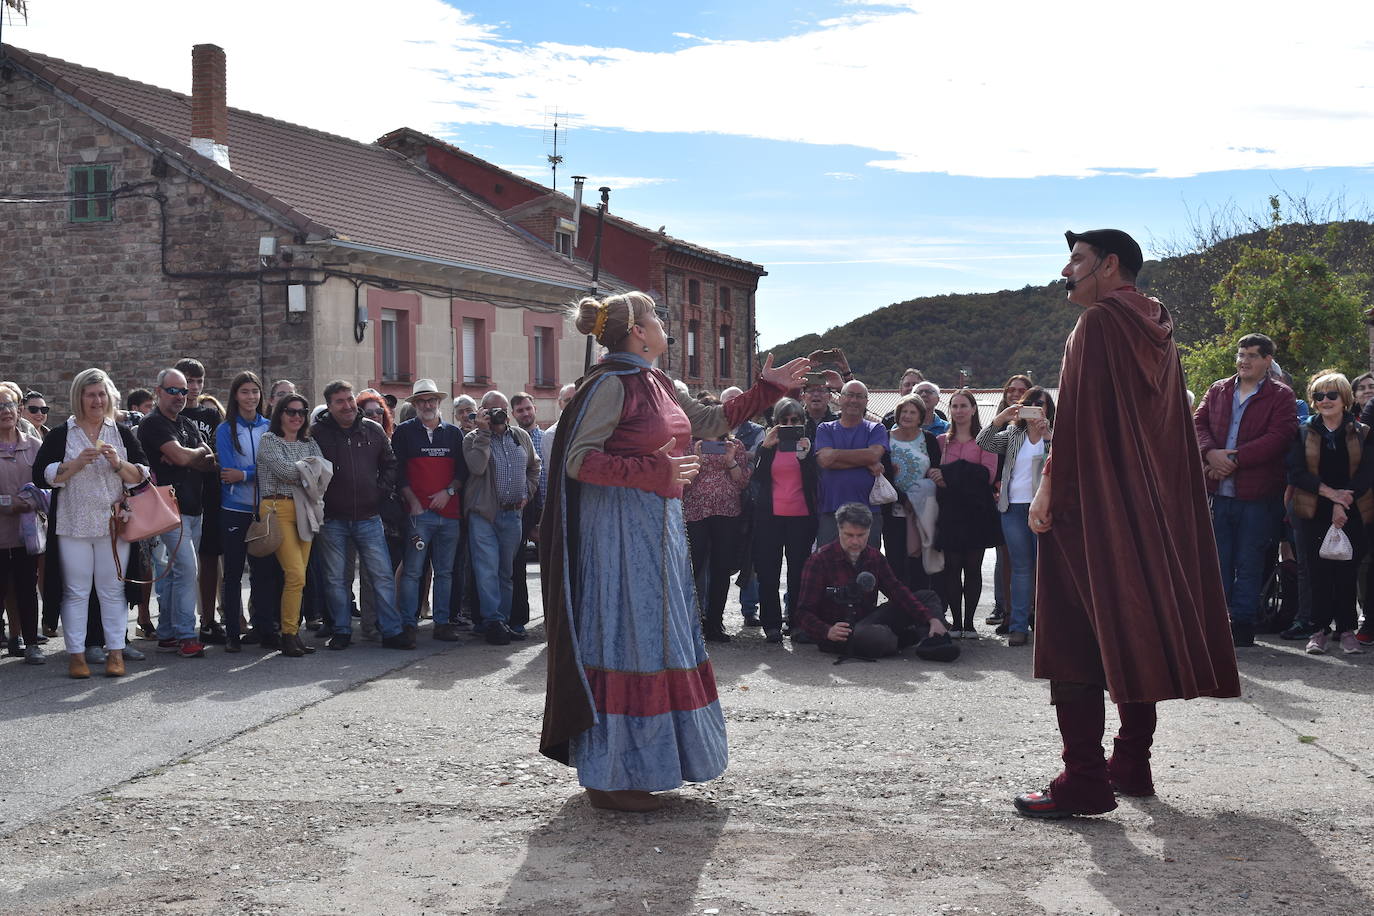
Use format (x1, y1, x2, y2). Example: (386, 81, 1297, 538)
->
(445, 485, 457, 496)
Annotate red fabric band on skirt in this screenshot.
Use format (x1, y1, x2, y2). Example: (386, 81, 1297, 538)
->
(584, 661, 720, 717)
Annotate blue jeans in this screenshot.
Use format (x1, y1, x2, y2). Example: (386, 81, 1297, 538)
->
(739, 577, 759, 618)
(399, 511, 461, 625)
(469, 510, 522, 627)
(155, 513, 203, 641)
(1211, 494, 1284, 626)
(316, 516, 403, 639)
(1000, 504, 1037, 634)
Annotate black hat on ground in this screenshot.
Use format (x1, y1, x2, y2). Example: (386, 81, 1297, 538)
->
(1064, 229, 1144, 276)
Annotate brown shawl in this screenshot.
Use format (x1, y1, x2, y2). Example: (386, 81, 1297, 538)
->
(537, 358, 634, 764)
(1033, 288, 1241, 703)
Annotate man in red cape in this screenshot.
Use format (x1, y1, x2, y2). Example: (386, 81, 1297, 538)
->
(1015, 229, 1241, 818)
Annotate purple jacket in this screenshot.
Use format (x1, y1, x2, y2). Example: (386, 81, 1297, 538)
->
(1194, 376, 1297, 499)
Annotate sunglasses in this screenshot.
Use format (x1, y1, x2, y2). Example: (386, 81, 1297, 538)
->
(361, 408, 386, 418)
(1312, 390, 1343, 402)
(162, 386, 189, 397)
(27, 405, 49, 415)
(0, 402, 17, 412)
(281, 408, 308, 418)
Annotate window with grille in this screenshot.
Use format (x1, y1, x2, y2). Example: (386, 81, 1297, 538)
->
(533, 326, 556, 387)
(69, 165, 113, 222)
(688, 279, 701, 305)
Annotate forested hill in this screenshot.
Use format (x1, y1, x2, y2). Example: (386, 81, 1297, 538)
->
(767, 220, 1374, 389)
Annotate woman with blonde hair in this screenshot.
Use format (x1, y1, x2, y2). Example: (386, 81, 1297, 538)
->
(1288, 372, 1373, 655)
(539, 290, 808, 811)
(32, 369, 148, 677)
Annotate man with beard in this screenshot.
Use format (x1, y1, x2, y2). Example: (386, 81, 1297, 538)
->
(393, 379, 467, 640)
(1016, 229, 1239, 818)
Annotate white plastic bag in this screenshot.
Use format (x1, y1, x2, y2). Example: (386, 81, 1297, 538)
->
(1319, 524, 1353, 561)
(869, 474, 898, 506)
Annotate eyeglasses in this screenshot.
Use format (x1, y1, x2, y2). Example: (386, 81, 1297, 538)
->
(281, 408, 308, 418)
(1312, 390, 1343, 402)
(162, 386, 189, 397)
(26, 405, 49, 415)
(361, 408, 386, 418)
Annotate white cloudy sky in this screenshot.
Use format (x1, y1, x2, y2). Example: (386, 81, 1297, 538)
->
(9, 0, 1374, 347)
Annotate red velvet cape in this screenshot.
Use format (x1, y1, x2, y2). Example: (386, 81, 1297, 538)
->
(1033, 287, 1241, 703)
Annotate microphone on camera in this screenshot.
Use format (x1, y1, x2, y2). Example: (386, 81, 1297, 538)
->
(856, 571, 876, 592)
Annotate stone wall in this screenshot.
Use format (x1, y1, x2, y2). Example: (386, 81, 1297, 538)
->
(0, 70, 311, 418)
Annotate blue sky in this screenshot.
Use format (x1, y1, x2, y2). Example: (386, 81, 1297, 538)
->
(12, 0, 1374, 350)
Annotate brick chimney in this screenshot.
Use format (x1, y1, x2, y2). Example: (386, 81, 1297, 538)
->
(188, 44, 231, 170)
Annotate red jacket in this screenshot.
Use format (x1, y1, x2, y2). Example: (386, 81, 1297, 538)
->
(1194, 376, 1297, 499)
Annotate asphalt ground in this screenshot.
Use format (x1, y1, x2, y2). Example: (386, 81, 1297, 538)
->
(2, 559, 1371, 915)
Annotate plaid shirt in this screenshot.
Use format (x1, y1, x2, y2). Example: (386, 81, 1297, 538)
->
(795, 542, 933, 642)
(489, 428, 528, 507)
(527, 424, 546, 508)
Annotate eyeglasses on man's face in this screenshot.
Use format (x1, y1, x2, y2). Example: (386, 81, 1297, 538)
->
(162, 386, 189, 397)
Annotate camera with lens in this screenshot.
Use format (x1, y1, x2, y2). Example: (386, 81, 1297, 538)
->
(825, 583, 865, 608)
(486, 407, 508, 426)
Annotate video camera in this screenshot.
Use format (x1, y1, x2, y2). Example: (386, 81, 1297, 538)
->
(825, 571, 876, 610)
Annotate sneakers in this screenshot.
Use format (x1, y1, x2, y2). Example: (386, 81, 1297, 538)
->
(24, 646, 46, 665)
(177, 639, 206, 658)
(961, 625, 980, 640)
(199, 622, 227, 645)
(1356, 630, 1374, 647)
(156, 638, 180, 653)
(84, 645, 107, 664)
(121, 645, 146, 662)
(1305, 630, 1329, 655)
(326, 634, 352, 651)
(1338, 631, 1365, 655)
(985, 607, 1006, 626)
(764, 628, 784, 644)
(1281, 620, 1320, 641)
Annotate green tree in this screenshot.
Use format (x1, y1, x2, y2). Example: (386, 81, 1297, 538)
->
(1180, 198, 1370, 395)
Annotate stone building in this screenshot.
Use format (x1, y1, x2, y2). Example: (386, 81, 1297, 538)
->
(378, 129, 768, 391)
(0, 43, 607, 418)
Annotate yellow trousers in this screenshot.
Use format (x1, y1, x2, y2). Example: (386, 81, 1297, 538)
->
(261, 498, 312, 635)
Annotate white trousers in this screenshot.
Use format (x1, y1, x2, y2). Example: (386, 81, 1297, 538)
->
(58, 535, 130, 654)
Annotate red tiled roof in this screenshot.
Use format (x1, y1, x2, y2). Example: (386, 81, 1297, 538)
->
(14, 47, 593, 291)
(377, 127, 766, 276)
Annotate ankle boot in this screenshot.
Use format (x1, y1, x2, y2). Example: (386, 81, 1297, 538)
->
(280, 633, 304, 657)
(1045, 685, 1117, 815)
(1107, 701, 1157, 796)
(68, 652, 91, 679)
(104, 649, 126, 677)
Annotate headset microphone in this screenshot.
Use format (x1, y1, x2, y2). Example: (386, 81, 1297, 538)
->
(1065, 253, 1104, 292)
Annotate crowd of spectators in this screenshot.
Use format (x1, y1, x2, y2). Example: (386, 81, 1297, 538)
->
(2, 333, 1371, 674)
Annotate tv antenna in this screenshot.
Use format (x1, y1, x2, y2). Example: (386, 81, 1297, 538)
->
(544, 107, 570, 193)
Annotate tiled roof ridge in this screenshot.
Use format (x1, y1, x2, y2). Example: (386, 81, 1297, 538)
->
(380, 145, 604, 290)
(24, 47, 390, 155)
(379, 127, 766, 274)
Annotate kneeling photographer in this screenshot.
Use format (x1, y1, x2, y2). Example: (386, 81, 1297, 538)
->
(794, 502, 958, 662)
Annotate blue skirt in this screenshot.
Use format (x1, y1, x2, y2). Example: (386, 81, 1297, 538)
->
(568, 483, 728, 791)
